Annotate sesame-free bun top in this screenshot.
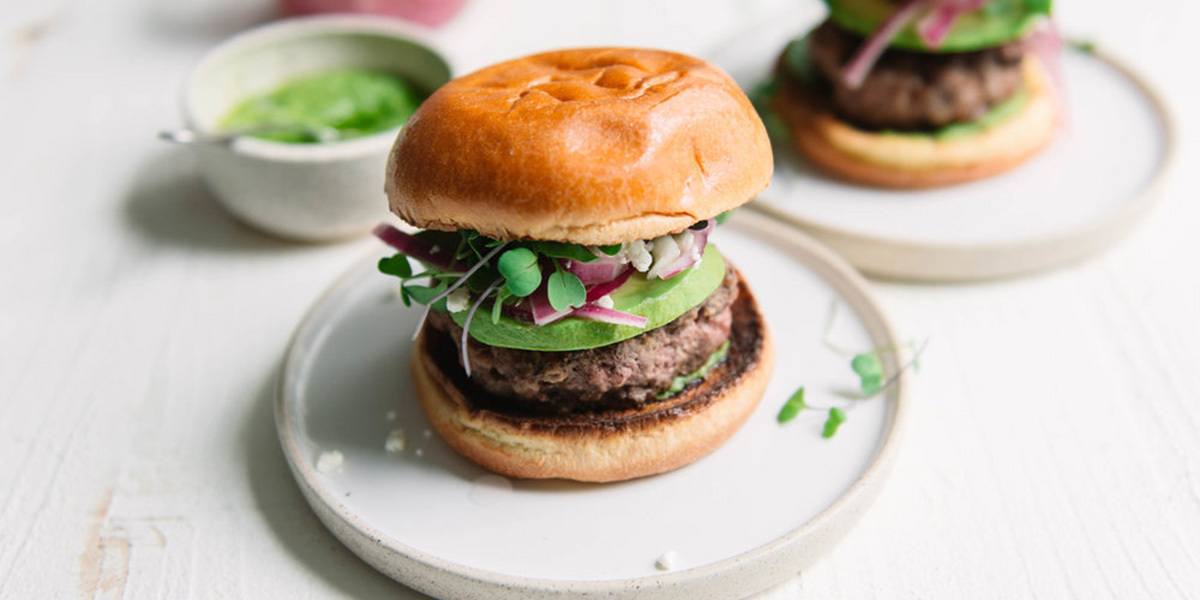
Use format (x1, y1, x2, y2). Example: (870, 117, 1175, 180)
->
(386, 48, 773, 245)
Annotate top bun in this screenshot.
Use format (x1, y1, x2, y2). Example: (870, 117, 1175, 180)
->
(385, 48, 773, 245)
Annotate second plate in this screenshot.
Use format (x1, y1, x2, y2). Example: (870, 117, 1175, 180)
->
(712, 15, 1174, 282)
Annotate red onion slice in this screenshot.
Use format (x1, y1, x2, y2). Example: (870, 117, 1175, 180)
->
(586, 268, 633, 302)
(572, 305, 648, 328)
(528, 267, 635, 326)
(373, 224, 463, 271)
(1026, 18, 1066, 126)
(529, 288, 570, 326)
(842, 0, 930, 89)
(567, 257, 626, 285)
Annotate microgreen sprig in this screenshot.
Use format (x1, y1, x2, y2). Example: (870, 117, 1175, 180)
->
(777, 299, 927, 439)
(546, 263, 587, 312)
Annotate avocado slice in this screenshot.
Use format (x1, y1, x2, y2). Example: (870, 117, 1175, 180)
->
(450, 244, 728, 352)
(824, 0, 1051, 52)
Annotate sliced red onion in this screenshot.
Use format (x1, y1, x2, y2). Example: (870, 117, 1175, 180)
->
(915, 0, 984, 48)
(1026, 18, 1066, 126)
(566, 257, 625, 285)
(586, 268, 633, 301)
(842, 0, 930, 89)
(572, 305, 648, 328)
(529, 287, 570, 326)
(528, 267, 635, 326)
(372, 224, 462, 271)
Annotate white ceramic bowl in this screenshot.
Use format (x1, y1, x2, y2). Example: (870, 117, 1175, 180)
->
(182, 16, 452, 242)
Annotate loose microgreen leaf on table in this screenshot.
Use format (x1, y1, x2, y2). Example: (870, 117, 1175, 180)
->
(777, 299, 928, 439)
(776, 386, 806, 424)
(851, 352, 884, 396)
(822, 408, 846, 439)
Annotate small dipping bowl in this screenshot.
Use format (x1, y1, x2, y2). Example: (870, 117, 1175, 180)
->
(182, 16, 451, 241)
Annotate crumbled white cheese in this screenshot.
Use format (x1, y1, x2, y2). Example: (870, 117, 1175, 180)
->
(385, 410, 396, 421)
(647, 236, 681, 279)
(627, 240, 653, 272)
(415, 448, 425, 458)
(385, 429, 406, 453)
(445, 287, 470, 313)
(674, 230, 695, 258)
(594, 295, 614, 309)
(655, 550, 679, 571)
(316, 450, 344, 473)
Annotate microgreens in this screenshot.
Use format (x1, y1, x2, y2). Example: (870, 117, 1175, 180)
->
(822, 408, 846, 439)
(1069, 38, 1096, 55)
(378, 230, 628, 323)
(546, 267, 587, 312)
(377, 254, 412, 278)
(533, 241, 598, 263)
(776, 300, 927, 439)
(776, 386, 806, 424)
(850, 352, 884, 396)
(496, 247, 542, 297)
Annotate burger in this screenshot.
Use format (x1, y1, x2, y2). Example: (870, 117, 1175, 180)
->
(372, 48, 775, 482)
(763, 0, 1060, 188)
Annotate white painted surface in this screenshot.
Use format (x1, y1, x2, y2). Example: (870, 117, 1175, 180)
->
(1, 0, 1197, 598)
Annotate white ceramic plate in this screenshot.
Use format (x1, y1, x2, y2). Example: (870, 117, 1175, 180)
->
(711, 20, 1175, 281)
(276, 211, 909, 599)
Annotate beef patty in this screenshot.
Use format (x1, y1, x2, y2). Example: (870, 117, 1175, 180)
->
(426, 266, 739, 414)
(807, 20, 1026, 130)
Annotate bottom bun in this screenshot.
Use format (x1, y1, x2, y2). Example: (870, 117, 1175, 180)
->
(410, 272, 774, 483)
(774, 56, 1057, 188)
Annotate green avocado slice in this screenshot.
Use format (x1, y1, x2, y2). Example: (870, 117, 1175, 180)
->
(824, 0, 1051, 52)
(449, 244, 727, 352)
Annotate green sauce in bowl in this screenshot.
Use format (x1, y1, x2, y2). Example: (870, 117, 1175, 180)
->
(221, 69, 424, 143)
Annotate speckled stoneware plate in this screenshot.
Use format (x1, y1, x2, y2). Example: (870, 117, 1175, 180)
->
(711, 18, 1175, 282)
(276, 211, 909, 599)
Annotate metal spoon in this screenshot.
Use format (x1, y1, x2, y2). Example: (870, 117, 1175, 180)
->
(157, 125, 342, 145)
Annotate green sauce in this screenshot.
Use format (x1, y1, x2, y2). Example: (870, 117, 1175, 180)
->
(221, 69, 424, 143)
(657, 341, 731, 400)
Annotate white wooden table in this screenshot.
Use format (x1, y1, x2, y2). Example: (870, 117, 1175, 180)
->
(2, 0, 1198, 597)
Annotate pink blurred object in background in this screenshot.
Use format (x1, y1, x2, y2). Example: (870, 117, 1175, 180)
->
(280, 0, 466, 27)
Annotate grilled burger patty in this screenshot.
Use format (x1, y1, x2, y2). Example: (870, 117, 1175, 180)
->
(807, 20, 1026, 130)
(426, 267, 739, 414)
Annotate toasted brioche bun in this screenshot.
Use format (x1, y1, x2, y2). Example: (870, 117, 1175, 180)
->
(774, 56, 1057, 188)
(410, 273, 773, 482)
(386, 48, 773, 245)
